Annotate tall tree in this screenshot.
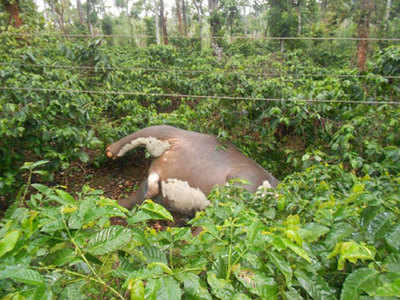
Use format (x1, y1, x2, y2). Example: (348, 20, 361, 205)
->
(356, 0, 373, 71)
(268, 0, 298, 52)
(154, 0, 160, 43)
(2, 0, 23, 27)
(208, 0, 223, 59)
(77, 0, 84, 26)
(176, 0, 184, 35)
(86, 0, 94, 35)
(182, 0, 188, 35)
(160, 0, 168, 44)
(192, 0, 204, 48)
(384, 0, 392, 30)
(46, 0, 70, 34)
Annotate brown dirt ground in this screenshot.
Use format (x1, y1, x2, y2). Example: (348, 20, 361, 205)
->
(54, 149, 150, 202)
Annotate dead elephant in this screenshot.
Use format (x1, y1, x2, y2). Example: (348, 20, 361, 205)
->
(106, 125, 278, 215)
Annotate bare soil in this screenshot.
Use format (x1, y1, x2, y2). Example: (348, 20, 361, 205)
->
(54, 149, 150, 202)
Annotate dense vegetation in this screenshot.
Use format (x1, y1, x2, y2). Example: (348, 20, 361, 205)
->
(1, 0, 400, 299)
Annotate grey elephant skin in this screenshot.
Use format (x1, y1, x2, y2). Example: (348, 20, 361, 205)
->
(106, 125, 278, 215)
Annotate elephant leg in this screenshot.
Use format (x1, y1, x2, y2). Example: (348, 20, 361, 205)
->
(118, 179, 149, 209)
(118, 172, 164, 210)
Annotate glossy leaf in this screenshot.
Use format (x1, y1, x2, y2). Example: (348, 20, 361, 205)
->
(87, 226, 132, 255)
(0, 230, 20, 258)
(340, 268, 378, 300)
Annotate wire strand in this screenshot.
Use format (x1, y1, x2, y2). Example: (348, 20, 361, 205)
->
(1, 86, 399, 105)
(1, 63, 399, 80)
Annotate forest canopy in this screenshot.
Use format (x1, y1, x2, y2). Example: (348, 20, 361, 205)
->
(0, 0, 399, 299)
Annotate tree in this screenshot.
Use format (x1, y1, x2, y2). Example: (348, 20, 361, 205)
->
(385, 0, 392, 30)
(76, 0, 84, 26)
(192, 0, 204, 48)
(268, 0, 298, 52)
(356, 0, 374, 71)
(176, 0, 183, 35)
(208, 0, 223, 58)
(182, 0, 188, 35)
(46, 0, 71, 34)
(2, 0, 23, 27)
(160, 0, 168, 44)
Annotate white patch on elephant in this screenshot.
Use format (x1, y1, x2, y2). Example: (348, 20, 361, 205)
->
(147, 172, 160, 198)
(117, 137, 170, 157)
(161, 179, 210, 214)
(256, 180, 273, 197)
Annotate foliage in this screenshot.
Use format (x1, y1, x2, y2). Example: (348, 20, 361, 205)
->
(1, 161, 399, 299)
(1, 31, 400, 195)
(1, 4, 400, 298)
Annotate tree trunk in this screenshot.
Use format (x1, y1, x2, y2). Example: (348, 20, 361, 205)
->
(155, 0, 161, 44)
(182, 0, 187, 36)
(77, 0, 84, 26)
(160, 0, 168, 45)
(208, 0, 223, 59)
(3, 0, 23, 28)
(86, 0, 94, 36)
(297, 5, 302, 35)
(356, 0, 373, 71)
(125, 5, 135, 44)
(49, 1, 66, 34)
(192, 0, 203, 49)
(384, 0, 392, 30)
(176, 0, 183, 35)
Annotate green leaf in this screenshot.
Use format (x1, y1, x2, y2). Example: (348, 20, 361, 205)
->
(0, 230, 20, 257)
(328, 241, 376, 270)
(233, 267, 278, 299)
(324, 222, 354, 249)
(384, 224, 400, 252)
(147, 262, 173, 275)
(20, 160, 49, 170)
(281, 237, 312, 263)
(78, 151, 89, 163)
(145, 277, 182, 300)
(232, 293, 252, 300)
(284, 287, 304, 300)
(361, 207, 393, 242)
(141, 245, 168, 264)
(176, 273, 212, 300)
(129, 279, 145, 300)
(60, 281, 86, 300)
(268, 250, 292, 283)
(31, 183, 51, 195)
(207, 271, 235, 300)
(295, 269, 336, 300)
(0, 266, 45, 286)
(46, 248, 78, 266)
(299, 223, 330, 242)
(340, 268, 379, 300)
(374, 272, 400, 297)
(87, 226, 132, 255)
(32, 285, 53, 300)
(55, 189, 76, 204)
(128, 200, 173, 223)
(141, 200, 173, 221)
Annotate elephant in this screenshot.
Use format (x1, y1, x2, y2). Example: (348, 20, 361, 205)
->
(106, 125, 278, 215)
